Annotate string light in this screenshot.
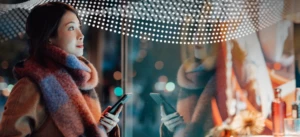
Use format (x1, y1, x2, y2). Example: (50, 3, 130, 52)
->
(0, 0, 286, 44)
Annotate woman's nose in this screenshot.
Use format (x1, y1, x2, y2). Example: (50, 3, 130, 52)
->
(78, 36, 84, 41)
(78, 30, 84, 41)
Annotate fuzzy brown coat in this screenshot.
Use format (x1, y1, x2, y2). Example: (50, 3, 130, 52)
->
(160, 57, 217, 137)
(0, 77, 119, 137)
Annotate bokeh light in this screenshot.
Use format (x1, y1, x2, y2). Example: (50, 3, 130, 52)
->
(165, 82, 175, 92)
(114, 87, 123, 96)
(113, 71, 122, 80)
(158, 75, 168, 82)
(155, 82, 166, 91)
(155, 61, 164, 70)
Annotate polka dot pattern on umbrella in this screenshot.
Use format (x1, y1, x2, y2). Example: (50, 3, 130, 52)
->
(0, 0, 297, 44)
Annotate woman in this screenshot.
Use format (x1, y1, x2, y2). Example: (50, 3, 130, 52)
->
(160, 43, 218, 137)
(160, 21, 275, 136)
(0, 2, 121, 137)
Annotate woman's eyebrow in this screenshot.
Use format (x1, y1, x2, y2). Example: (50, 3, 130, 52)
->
(64, 21, 80, 26)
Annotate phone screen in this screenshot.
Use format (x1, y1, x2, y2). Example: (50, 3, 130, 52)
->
(109, 93, 132, 114)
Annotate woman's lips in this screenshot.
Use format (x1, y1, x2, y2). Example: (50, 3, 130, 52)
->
(76, 45, 84, 48)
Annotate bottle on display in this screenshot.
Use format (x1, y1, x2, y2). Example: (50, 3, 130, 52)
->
(292, 102, 298, 119)
(296, 88, 300, 118)
(271, 88, 286, 136)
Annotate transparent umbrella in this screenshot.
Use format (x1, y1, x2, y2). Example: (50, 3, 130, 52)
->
(0, 0, 296, 44)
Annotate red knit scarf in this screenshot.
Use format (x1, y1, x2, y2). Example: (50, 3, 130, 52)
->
(13, 45, 107, 137)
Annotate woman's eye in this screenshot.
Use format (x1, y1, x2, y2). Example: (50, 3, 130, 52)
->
(68, 26, 74, 31)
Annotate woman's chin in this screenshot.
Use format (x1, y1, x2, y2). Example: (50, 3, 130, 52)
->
(76, 53, 83, 57)
(73, 51, 83, 57)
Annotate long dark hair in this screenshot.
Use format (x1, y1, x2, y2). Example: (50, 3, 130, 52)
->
(25, 2, 80, 65)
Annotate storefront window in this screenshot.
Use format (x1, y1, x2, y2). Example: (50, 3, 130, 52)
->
(0, 0, 300, 136)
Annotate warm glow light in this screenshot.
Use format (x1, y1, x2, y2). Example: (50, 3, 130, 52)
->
(113, 71, 122, 80)
(273, 63, 281, 70)
(158, 75, 168, 82)
(2, 88, 10, 97)
(155, 61, 164, 70)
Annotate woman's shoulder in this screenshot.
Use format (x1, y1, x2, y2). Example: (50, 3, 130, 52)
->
(15, 77, 38, 88)
(9, 77, 41, 98)
(16, 77, 36, 84)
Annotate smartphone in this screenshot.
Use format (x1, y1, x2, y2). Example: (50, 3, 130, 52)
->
(150, 93, 176, 115)
(109, 93, 132, 114)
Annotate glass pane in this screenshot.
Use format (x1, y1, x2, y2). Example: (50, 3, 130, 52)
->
(0, 1, 299, 137)
(123, 20, 296, 137)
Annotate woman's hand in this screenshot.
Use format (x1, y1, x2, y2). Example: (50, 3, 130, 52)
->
(100, 105, 123, 133)
(161, 106, 185, 132)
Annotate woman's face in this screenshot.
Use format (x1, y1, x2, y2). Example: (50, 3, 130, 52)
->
(50, 11, 84, 56)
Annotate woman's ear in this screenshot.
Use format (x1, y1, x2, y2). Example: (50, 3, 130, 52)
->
(48, 39, 53, 44)
(48, 37, 56, 45)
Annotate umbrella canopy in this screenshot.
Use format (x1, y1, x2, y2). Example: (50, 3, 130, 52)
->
(0, 0, 297, 44)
